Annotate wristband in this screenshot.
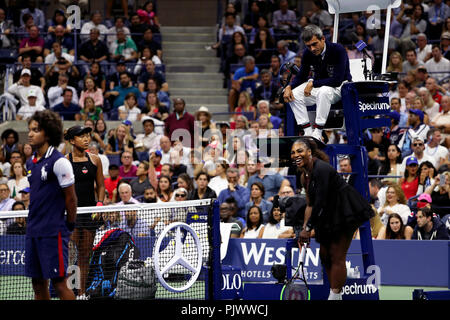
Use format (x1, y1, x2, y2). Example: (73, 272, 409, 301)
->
(96, 201, 104, 206)
(66, 221, 75, 232)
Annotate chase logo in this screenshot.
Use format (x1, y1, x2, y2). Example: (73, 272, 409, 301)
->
(191, 214, 200, 221)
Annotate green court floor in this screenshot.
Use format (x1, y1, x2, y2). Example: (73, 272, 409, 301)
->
(379, 286, 449, 300)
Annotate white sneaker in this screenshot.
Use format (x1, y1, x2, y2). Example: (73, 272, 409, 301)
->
(328, 289, 343, 300)
(311, 129, 323, 142)
(76, 294, 89, 300)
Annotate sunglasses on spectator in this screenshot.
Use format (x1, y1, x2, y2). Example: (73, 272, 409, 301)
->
(413, 143, 424, 147)
(175, 193, 186, 197)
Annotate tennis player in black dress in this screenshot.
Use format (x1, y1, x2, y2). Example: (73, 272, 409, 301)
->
(290, 137, 373, 300)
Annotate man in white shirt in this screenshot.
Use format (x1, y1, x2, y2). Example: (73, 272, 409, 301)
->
(272, 0, 297, 31)
(44, 42, 74, 74)
(402, 49, 423, 73)
(7, 69, 45, 108)
(134, 116, 162, 156)
(424, 128, 449, 168)
(425, 44, 450, 81)
(399, 137, 436, 175)
(416, 33, 433, 63)
(47, 73, 78, 108)
(159, 135, 172, 164)
(16, 89, 46, 120)
(80, 12, 109, 42)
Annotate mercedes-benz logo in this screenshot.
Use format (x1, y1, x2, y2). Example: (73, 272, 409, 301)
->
(153, 222, 203, 292)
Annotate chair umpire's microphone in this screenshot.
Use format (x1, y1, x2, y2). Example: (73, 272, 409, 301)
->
(350, 32, 370, 57)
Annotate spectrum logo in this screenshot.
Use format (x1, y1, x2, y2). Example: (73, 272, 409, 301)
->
(343, 283, 378, 295)
(358, 101, 390, 113)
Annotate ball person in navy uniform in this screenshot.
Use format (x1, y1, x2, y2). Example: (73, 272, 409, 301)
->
(283, 24, 352, 141)
(291, 137, 373, 300)
(25, 110, 78, 300)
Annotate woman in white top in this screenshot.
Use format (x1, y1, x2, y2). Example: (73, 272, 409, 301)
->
(118, 92, 142, 122)
(262, 205, 294, 239)
(240, 206, 265, 239)
(377, 184, 411, 225)
(7, 162, 29, 200)
(208, 160, 229, 196)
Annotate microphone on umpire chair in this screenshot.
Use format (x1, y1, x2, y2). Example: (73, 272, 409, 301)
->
(350, 32, 373, 81)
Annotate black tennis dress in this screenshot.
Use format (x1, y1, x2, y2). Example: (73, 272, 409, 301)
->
(69, 152, 98, 231)
(301, 159, 374, 244)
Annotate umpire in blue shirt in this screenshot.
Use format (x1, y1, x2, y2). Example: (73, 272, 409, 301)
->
(283, 24, 352, 141)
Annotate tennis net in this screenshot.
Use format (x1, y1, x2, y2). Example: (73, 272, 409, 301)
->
(0, 199, 219, 300)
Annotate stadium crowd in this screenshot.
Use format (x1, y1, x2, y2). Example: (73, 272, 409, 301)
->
(0, 0, 449, 241)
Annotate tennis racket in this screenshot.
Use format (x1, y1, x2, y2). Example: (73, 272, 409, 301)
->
(280, 243, 310, 300)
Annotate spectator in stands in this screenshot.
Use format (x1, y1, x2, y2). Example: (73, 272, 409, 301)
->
(425, 44, 450, 81)
(220, 201, 243, 238)
(144, 78, 171, 110)
(142, 186, 158, 203)
(218, 167, 250, 219)
(378, 184, 411, 225)
(156, 175, 173, 202)
(253, 70, 279, 106)
(8, 69, 45, 108)
(379, 144, 403, 184)
(104, 164, 121, 204)
(188, 172, 217, 200)
(47, 9, 71, 34)
(272, 0, 297, 33)
(425, 128, 449, 169)
(417, 161, 437, 195)
(245, 181, 273, 223)
(109, 28, 139, 64)
(6, 201, 27, 235)
(418, 87, 440, 121)
(134, 47, 162, 76)
(138, 59, 168, 92)
(430, 97, 450, 148)
(79, 76, 104, 109)
(51, 89, 81, 121)
(16, 13, 35, 42)
(228, 55, 259, 111)
(138, 27, 162, 60)
(15, 89, 46, 121)
(247, 158, 289, 201)
(368, 178, 383, 210)
(119, 208, 151, 237)
(309, 0, 333, 31)
(402, 49, 423, 73)
(225, 31, 249, 62)
(19, 0, 45, 32)
(441, 31, 450, 60)
(78, 96, 103, 122)
(209, 159, 229, 196)
(129, 13, 147, 45)
(80, 12, 108, 42)
(105, 72, 142, 112)
(416, 33, 433, 63)
(47, 73, 78, 109)
(277, 40, 296, 65)
(412, 207, 449, 240)
(262, 203, 295, 239)
(169, 149, 188, 179)
(119, 150, 138, 178)
(397, 3, 427, 42)
(118, 92, 142, 122)
(13, 54, 45, 89)
(256, 99, 282, 130)
(106, 16, 131, 48)
(0, 183, 15, 214)
(137, 1, 161, 32)
(129, 161, 151, 198)
(242, 1, 262, 34)
(425, 171, 450, 219)
(164, 98, 195, 147)
(0, 8, 15, 48)
(235, 91, 256, 120)
(400, 137, 435, 175)
(376, 212, 414, 240)
(44, 24, 75, 57)
(386, 51, 403, 73)
(427, 0, 450, 39)
(44, 42, 75, 76)
(240, 205, 265, 238)
(18, 25, 44, 64)
(7, 161, 28, 200)
(116, 182, 140, 205)
(89, 142, 109, 178)
(45, 56, 80, 90)
(105, 124, 135, 157)
(425, 77, 444, 106)
(213, 12, 245, 50)
(365, 127, 391, 176)
(400, 155, 420, 200)
(398, 109, 430, 158)
(134, 116, 162, 156)
(338, 156, 354, 186)
(0, 130, 21, 167)
(268, 55, 282, 87)
(251, 27, 276, 64)
(78, 28, 110, 76)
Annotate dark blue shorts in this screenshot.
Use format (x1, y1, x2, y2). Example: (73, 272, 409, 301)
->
(25, 232, 69, 279)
